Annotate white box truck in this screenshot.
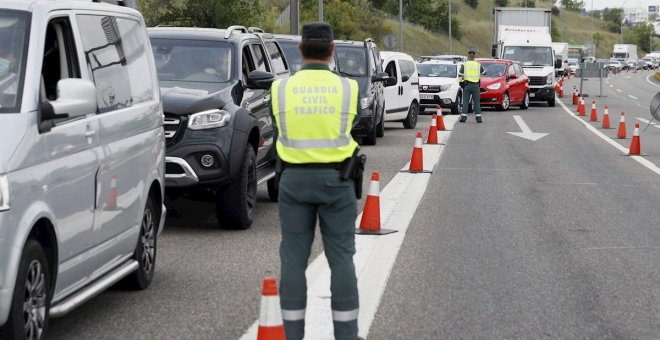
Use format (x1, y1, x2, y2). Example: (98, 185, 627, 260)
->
(612, 44, 638, 62)
(492, 7, 560, 107)
(552, 42, 569, 76)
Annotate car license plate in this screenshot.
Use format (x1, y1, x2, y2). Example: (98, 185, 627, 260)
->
(421, 94, 434, 100)
(529, 93, 535, 98)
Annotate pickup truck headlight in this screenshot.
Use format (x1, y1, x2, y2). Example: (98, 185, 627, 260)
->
(188, 109, 231, 130)
(360, 97, 374, 110)
(0, 174, 9, 211)
(546, 73, 554, 85)
(440, 84, 454, 92)
(487, 83, 501, 90)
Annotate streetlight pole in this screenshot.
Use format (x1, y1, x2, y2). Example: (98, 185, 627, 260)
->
(399, 0, 403, 52)
(448, 0, 452, 54)
(319, 0, 323, 22)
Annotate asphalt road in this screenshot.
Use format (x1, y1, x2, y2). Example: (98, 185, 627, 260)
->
(49, 72, 660, 339)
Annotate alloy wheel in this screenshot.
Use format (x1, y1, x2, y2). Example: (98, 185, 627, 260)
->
(140, 208, 155, 274)
(23, 260, 46, 340)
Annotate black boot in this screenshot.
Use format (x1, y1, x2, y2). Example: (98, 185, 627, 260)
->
(476, 116, 482, 123)
(459, 116, 467, 123)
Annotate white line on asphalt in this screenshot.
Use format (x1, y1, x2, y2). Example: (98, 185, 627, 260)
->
(238, 117, 458, 340)
(616, 89, 623, 92)
(646, 74, 660, 88)
(629, 95, 639, 100)
(609, 85, 614, 88)
(636, 118, 659, 128)
(581, 245, 660, 250)
(557, 99, 660, 176)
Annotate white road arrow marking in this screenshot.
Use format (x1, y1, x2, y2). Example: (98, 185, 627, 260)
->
(507, 115, 549, 141)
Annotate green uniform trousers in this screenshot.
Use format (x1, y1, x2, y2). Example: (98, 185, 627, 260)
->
(278, 168, 359, 340)
(462, 81, 482, 116)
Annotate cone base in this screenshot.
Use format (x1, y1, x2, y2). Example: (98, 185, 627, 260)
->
(424, 142, 445, 145)
(356, 228, 398, 235)
(621, 153, 649, 156)
(437, 129, 452, 131)
(399, 169, 433, 173)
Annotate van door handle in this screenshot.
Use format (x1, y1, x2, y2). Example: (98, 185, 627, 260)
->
(85, 130, 95, 137)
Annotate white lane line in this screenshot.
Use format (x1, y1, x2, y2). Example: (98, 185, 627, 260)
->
(636, 118, 658, 126)
(609, 85, 614, 88)
(629, 94, 639, 100)
(239, 116, 459, 340)
(646, 74, 660, 88)
(557, 99, 660, 176)
(616, 89, 623, 93)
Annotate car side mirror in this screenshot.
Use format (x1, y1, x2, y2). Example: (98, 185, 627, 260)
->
(509, 74, 517, 80)
(555, 59, 562, 69)
(247, 70, 276, 90)
(401, 75, 410, 82)
(50, 78, 97, 118)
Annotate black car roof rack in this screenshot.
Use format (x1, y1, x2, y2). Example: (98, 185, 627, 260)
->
(91, 0, 127, 6)
(224, 25, 248, 39)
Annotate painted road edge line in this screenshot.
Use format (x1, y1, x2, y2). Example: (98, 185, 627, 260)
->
(238, 116, 458, 340)
(628, 94, 639, 100)
(646, 74, 660, 88)
(557, 99, 660, 176)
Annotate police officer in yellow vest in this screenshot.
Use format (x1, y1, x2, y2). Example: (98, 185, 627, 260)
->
(271, 22, 363, 340)
(459, 48, 486, 123)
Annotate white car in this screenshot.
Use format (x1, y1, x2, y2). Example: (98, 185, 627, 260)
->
(566, 58, 579, 74)
(607, 60, 623, 72)
(381, 51, 420, 129)
(417, 60, 464, 115)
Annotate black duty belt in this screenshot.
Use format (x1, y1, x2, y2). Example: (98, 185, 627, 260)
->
(282, 161, 343, 170)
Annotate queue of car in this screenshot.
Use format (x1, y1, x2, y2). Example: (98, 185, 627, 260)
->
(0, 1, 569, 338)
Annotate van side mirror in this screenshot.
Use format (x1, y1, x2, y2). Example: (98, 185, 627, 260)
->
(401, 75, 410, 82)
(50, 78, 97, 118)
(491, 44, 497, 58)
(247, 70, 276, 90)
(554, 59, 562, 69)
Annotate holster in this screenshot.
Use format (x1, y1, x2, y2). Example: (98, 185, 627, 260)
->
(340, 148, 367, 199)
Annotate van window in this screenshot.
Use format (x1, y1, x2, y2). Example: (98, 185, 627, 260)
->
(41, 17, 80, 103)
(0, 10, 30, 113)
(251, 44, 270, 72)
(77, 15, 154, 113)
(384, 60, 398, 81)
(508, 64, 516, 78)
(265, 42, 287, 74)
(400, 60, 416, 82)
(242, 45, 256, 83)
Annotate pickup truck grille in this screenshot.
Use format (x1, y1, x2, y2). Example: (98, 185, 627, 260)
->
(528, 76, 546, 86)
(419, 85, 441, 93)
(164, 114, 184, 146)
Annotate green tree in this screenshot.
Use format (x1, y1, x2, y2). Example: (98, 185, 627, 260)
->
(494, 0, 508, 6)
(464, 0, 478, 9)
(561, 0, 583, 12)
(430, 1, 462, 40)
(592, 32, 602, 55)
(551, 6, 560, 16)
(138, 0, 263, 28)
(519, 0, 535, 7)
(630, 22, 654, 53)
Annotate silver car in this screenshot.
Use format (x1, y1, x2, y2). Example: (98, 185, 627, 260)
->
(0, 1, 165, 339)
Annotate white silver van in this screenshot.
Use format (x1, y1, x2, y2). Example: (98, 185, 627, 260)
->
(381, 51, 420, 129)
(0, 1, 165, 338)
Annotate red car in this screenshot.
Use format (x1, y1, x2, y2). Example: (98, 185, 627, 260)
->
(477, 58, 530, 111)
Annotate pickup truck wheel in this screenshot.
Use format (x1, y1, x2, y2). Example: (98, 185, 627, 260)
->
(402, 102, 418, 129)
(548, 98, 556, 107)
(216, 146, 256, 229)
(376, 115, 385, 138)
(267, 176, 279, 202)
(3, 239, 51, 340)
(122, 196, 158, 290)
(362, 119, 377, 146)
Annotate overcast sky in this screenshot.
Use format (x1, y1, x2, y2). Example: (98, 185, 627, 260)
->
(587, 0, 657, 10)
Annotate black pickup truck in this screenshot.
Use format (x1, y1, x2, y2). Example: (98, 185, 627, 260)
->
(148, 26, 289, 229)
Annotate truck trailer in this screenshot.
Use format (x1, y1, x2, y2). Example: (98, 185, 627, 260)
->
(612, 44, 638, 62)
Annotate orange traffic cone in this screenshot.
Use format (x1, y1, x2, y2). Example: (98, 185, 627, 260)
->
(589, 101, 598, 122)
(624, 123, 645, 156)
(578, 97, 585, 116)
(617, 112, 627, 139)
(426, 115, 439, 144)
(558, 83, 564, 98)
(601, 105, 611, 129)
(572, 88, 578, 105)
(435, 105, 448, 131)
(403, 132, 431, 173)
(257, 277, 286, 340)
(108, 175, 117, 210)
(356, 171, 397, 235)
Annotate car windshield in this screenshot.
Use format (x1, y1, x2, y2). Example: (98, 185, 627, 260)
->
(416, 63, 457, 78)
(278, 41, 302, 74)
(613, 52, 627, 59)
(481, 63, 506, 77)
(150, 38, 234, 91)
(0, 10, 30, 113)
(335, 46, 367, 77)
(503, 46, 553, 66)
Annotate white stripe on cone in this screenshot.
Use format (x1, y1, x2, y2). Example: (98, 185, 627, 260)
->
(633, 126, 640, 136)
(414, 135, 423, 148)
(436, 106, 441, 115)
(259, 296, 283, 327)
(430, 117, 437, 127)
(368, 179, 379, 197)
(620, 113, 625, 122)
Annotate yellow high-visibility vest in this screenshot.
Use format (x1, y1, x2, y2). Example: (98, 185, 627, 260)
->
(271, 69, 359, 164)
(464, 60, 481, 83)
